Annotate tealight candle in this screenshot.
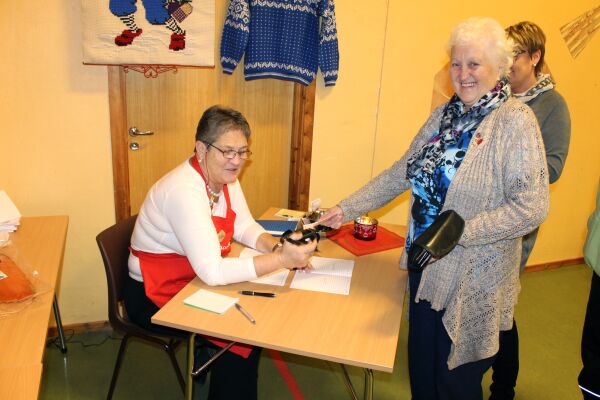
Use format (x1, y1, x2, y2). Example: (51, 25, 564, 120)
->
(354, 216, 378, 241)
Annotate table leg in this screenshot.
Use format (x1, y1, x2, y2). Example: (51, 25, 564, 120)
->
(186, 333, 195, 400)
(185, 334, 237, 400)
(52, 295, 67, 353)
(339, 363, 359, 400)
(363, 368, 374, 400)
(191, 341, 236, 377)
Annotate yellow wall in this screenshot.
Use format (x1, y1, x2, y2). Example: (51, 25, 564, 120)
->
(311, 0, 600, 266)
(0, 1, 597, 324)
(0, 1, 115, 324)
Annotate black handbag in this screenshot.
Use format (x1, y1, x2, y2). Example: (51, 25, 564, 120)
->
(407, 210, 465, 272)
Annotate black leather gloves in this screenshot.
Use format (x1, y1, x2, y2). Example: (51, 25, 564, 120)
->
(407, 210, 465, 273)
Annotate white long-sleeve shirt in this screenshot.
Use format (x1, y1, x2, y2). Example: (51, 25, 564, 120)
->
(128, 159, 266, 286)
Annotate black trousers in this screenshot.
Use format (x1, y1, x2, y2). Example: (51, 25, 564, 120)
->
(489, 321, 519, 400)
(408, 271, 496, 400)
(123, 276, 262, 400)
(579, 272, 600, 400)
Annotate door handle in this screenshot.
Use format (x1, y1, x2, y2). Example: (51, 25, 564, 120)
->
(129, 127, 154, 137)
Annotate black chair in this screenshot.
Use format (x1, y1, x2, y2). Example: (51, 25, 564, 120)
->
(96, 215, 186, 399)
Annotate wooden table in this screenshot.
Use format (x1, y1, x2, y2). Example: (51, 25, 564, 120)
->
(153, 209, 407, 399)
(0, 364, 43, 400)
(0, 216, 68, 399)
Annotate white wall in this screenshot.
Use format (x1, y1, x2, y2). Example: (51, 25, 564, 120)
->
(0, 1, 115, 324)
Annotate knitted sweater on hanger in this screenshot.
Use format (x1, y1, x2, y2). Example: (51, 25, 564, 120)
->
(220, 0, 339, 86)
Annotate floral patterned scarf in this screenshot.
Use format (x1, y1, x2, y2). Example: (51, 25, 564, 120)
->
(407, 78, 511, 178)
(513, 73, 554, 104)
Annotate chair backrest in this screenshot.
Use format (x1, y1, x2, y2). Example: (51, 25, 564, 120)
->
(96, 215, 137, 328)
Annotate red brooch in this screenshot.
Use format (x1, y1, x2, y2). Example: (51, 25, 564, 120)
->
(475, 132, 483, 145)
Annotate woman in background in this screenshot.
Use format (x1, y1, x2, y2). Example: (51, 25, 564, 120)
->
(489, 21, 571, 400)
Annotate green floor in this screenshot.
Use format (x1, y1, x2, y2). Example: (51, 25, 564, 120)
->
(40, 264, 592, 399)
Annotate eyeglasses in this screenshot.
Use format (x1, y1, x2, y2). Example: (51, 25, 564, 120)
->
(512, 49, 527, 60)
(205, 142, 252, 160)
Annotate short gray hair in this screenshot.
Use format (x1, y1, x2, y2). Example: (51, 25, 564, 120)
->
(195, 105, 251, 144)
(447, 17, 513, 77)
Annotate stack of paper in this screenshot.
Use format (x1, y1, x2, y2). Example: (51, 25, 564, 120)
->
(274, 208, 305, 220)
(183, 289, 238, 314)
(0, 191, 21, 232)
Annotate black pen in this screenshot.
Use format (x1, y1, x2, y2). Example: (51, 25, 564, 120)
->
(238, 290, 276, 298)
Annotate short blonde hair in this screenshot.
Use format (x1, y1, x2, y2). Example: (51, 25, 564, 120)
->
(506, 21, 546, 75)
(447, 17, 513, 77)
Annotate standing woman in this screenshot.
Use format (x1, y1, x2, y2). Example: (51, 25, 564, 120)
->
(124, 105, 317, 399)
(489, 21, 571, 400)
(319, 17, 549, 399)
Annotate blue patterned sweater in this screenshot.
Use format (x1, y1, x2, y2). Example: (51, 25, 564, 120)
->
(220, 0, 339, 86)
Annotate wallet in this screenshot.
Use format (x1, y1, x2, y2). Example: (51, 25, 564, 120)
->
(407, 210, 465, 272)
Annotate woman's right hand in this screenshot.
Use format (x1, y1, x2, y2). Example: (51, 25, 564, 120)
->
(317, 205, 345, 229)
(279, 232, 317, 270)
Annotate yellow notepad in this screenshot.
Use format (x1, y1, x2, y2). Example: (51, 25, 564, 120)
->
(183, 289, 238, 314)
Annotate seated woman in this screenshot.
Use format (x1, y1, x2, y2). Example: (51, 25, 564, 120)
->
(320, 17, 549, 399)
(124, 105, 317, 400)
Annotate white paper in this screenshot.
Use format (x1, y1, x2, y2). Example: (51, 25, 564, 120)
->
(240, 248, 289, 286)
(290, 256, 355, 295)
(0, 232, 10, 247)
(274, 208, 305, 220)
(183, 289, 238, 314)
(0, 224, 17, 233)
(0, 191, 21, 229)
(290, 272, 352, 295)
(310, 257, 354, 277)
(310, 198, 321, 212)
(252, 269, 289, 286)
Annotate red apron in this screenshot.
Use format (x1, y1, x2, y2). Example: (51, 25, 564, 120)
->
(131, 156, 253, 358)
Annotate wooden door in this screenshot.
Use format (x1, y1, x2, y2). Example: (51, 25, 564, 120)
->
(107, 0, 316, 220)
(124, 68, 294, 215)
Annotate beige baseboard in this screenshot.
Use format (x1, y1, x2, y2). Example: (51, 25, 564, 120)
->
(47, 320, 111, 338)
(525, 257, 585, 273)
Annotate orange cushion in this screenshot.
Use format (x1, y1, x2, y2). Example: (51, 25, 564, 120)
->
(0, 254, 35, 302)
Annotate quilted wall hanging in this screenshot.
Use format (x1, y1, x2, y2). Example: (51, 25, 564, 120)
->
(82, 0, 215, 66)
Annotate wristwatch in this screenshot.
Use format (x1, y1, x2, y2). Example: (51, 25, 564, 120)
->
(272, 241, 283, 252)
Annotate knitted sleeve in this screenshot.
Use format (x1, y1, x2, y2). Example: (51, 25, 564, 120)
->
(318, 0, 339, 86)
(220, 0, 250, 74)
(460, 103, 549, 246)
(338, 106, 445, 221)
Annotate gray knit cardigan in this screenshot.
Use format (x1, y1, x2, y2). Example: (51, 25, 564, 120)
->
(339, 97, 549, 369)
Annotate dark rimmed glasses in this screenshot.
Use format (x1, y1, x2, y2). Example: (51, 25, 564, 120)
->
(512, 49, 527, 60)
(205, 142, 252, 160)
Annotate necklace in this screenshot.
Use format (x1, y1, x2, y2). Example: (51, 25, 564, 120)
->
(189, 156, 221, 208)
(206, 184, 221, 208)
